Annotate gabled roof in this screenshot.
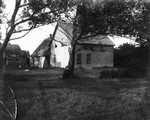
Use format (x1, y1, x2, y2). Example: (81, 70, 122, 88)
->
(56, 22, 114, 46)
(6, 44, 21, 51)
(0, 43, 22, 57)
(78, 35, 115, 46)
(57, 21, 73, 39)
(52, 22, 72, 46)
(31, 38, 51, 57)
(0, 43, 21, 51)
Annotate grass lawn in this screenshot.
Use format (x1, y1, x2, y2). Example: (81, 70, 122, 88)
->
(2, 68, 150, 120)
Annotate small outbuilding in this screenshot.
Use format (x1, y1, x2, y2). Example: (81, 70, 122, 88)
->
(0, 43, 29, 67)
(31, 38, 51, 68)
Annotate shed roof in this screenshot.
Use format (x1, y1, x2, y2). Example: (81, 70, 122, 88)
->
(78, 35, 115, 46)
(31, 38, 51, 57)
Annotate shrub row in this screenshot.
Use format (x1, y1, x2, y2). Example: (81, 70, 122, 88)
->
(99, 67, 147, 79)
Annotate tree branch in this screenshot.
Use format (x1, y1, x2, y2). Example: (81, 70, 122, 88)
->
(52, 37, 71, 46)
(14, 18, 31, 27)
(10, 0, 21, 26)
(15, 15, 24, 23)
(51, 22, 73, 41)
(13, 28, 31, 33)
(36, 24, 71, 45)
(19, 3, 30, 8)
(57, 26, 73, 40)
(10, 29, 31, 41)
(10, 24, 44, 41)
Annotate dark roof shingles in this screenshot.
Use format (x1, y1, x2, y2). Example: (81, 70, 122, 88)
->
(31, 39, 51, 57)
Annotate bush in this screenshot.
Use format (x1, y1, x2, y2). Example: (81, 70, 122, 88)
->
(99, 66, 147, 79)
(114, 43, 148, 78)
(100, 69, 124, 78)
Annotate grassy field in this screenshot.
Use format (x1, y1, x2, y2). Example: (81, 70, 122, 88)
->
(2, 68, 150, 120)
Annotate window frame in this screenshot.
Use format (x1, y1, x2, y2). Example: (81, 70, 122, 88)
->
(87, 53, 91, 64)
(77, 53, 82, 64)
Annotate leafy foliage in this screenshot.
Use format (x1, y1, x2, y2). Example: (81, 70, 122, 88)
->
(0, 0, 4, 14)
(26, 0, 72, 26)
(0, 0, 74, 64)
(113, 43, 148, 78)
(100, 43, 148, 79)
(65, 0, 150, 76)
(69, 0, 150, 45)
(114, 43, 148, 68)
(0, 0, 4, 39)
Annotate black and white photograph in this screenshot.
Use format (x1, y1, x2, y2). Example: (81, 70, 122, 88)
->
(0, 0, 150, 120)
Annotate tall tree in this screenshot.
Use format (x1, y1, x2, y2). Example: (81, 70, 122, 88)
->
(0, 0, 72, 75)
(63, 0, 150, 78)
(0, 0, 4, 39)
(0, 0, 72, 119)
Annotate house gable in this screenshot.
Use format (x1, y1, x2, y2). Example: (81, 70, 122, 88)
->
(53, 22, 72, 46)
(75, 36, 114, 68)
(50, 22, 72, 68)
(31, 38, 51, 57)
(30, 21, 115, 69)
(52, 22, 115, 69)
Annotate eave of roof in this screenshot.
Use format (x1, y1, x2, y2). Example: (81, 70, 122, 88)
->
(31, 38, 51, 57)
(78, 35, 115, 46)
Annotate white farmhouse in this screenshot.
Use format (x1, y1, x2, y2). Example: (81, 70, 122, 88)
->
(31, 21, 115, 69)
(75, 35, 115, 69)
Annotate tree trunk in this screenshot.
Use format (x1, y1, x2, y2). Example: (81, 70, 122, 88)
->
(0, 23, 15, 120)
(0, 24, 15, 75)
(68, 44, 76, 76)
(62, 44, 76, 79)
(62, 5, 86, 79)
(0, 50, 5, 120)
(0, 52, 5, 76)
(147, 45, 150, 79)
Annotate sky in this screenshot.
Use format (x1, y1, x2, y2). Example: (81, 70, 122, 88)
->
(10, 24, 55, 54)
(1, 0, 56, 54)
(9, 26, 136, 54)
(1, 0, 136, 54)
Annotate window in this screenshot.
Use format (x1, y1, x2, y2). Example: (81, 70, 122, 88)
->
(77, 53, 82, 64)
(87, 54, 91, 64)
